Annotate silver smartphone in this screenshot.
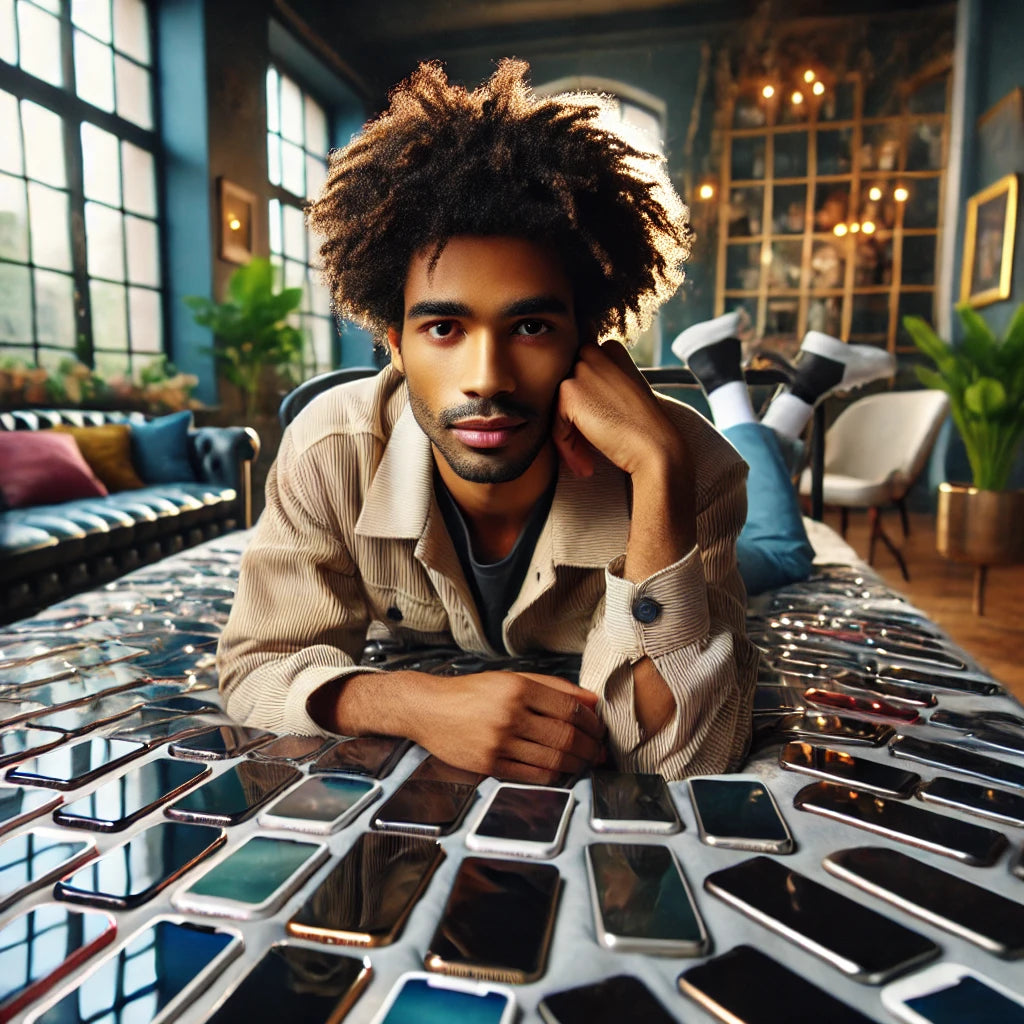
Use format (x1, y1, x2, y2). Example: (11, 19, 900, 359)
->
(465, 784, 574, 859)
(589, 771, 680, 834)
(258, 775, 382, 834)
(688, 774, 794, 854)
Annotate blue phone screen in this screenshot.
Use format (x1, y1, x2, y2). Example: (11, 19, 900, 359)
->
(383, 977, 508, 1024)
(906, 975, 1024, 1024)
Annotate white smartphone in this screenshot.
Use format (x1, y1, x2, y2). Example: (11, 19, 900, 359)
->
(465, 783, 574, 859)
(370, 971, 516, 1024)
(171, 835, 328, 919)
(880, 962, 1024, 1024)
(258, 775, 381, 834)
(589, 771, 681, 834)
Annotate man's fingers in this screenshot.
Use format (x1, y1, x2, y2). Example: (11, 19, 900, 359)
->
(552, 402, 594, 478)
(492, 758, 563, 787)
(519, 672, 599, 703)
(519, 677, 605, 742)
(501, 736, 593, 777)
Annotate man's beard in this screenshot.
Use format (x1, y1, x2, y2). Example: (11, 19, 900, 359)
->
(405, 387, 552, 484)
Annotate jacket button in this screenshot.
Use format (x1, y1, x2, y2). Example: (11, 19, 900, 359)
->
(632, 597, 662, 624)
(386, 606, 403, 622)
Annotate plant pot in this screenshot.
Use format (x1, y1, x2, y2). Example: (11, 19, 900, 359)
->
(936, 482, 1024, 565)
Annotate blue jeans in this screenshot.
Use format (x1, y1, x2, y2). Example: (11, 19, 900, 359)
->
(725, 422, 815, 596)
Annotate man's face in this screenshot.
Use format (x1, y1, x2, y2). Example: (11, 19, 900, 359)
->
(387, 236, 581, 485)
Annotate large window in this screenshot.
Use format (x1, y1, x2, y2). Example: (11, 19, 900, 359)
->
(266, 63, 337, 375)
(0, 0, 162, 377)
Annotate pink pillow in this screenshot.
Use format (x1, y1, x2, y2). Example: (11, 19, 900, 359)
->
(0, 432, 108, 508)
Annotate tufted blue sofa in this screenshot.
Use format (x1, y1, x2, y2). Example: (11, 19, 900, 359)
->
(0, 408, 259, 624)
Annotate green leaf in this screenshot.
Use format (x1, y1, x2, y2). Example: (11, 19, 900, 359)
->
(964, 377, 1008, 418)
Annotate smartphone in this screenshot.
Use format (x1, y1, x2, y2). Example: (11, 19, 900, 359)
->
(168, 724, 276, 760)
(55, 757, 211, 832)
(260, 775, 382, 834)
(371, 972, 515, 1024)
(779, 740, 920, 797)
(165, 760, 302, 826)
(0, 726, 67, 767)
(287, 831, 444, 946)
(889, 733, 1024, 789)
(0, 830, 96, 913)
(802, 687, 920, 723)
(870, 662, 1002, 697)
(687, 775, 794, 854)
(823, 846, 1024, 958)
(796, 780, 1008, 865)
(310, 735, 411, 779)
(425, 855, 560, 983)
(0, 904, 116, 1023)
(110, 716, 220, 746)
(0, 786, 61, 837)
(5, 736, 148, 790)
(372, 778, 477, 837)
(768, 712, 894, 746)
(703, 855, 939, 982)
(173, 835, 328, 919)
(205, 944, 371, 1024)
(406, 755, 485, 787)
(917, 776, 1024, 828)
(880, 962, 1024, 1024)
(54, 820, 225, 910)
(589, 771, 681, 833)
(248, 734, 337, 764)
(24, 918, 241, 1024)
(678, 944, 877, 1024)
(585, 842, 708, 956)
(465, 784, 574, 858)
(539, 975, 677, 1024)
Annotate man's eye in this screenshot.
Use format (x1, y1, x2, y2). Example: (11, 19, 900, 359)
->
(513, 320, 551, 336)
(426, 321, 457, 339)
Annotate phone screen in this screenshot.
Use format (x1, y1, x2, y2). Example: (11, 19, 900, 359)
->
(890, 734, 1024, 789)
(310, 736, 411, 779)
(780, 741, 920, 797)
(917, 776, 1024, 828)
(373, 779, 476, 836)
(263, 775, 378, 828)
(27, 919, 239, 1024)
(169, 725, 276, 760)
(474, 787, 570, 843)
(55, 821, 225, 909)
(688, 778, 792, 851)
(6, 737, 147, 790)
(776, 712, 893, 746)
(206, 944, 370, 1024)
(590, 771, 679, 829)
(0, 786, 61, 837)
(166, 760, 302, 826)
(905, 975, 1024, 1024)
(56, 757, 210, 831)
(1, 831, 95, 912)
(0, 727, 65, 767)
(426, 856, 560, 982)
(378, 975, 511, 1024)
(539, 975, 677, 1024)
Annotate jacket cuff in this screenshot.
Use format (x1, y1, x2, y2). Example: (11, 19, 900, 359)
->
(286, 664, 382, 737)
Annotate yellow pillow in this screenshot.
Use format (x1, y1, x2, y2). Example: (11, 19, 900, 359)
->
(51, 424, 146, 493)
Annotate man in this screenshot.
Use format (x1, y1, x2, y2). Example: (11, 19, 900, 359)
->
(218, 60, 759, 782)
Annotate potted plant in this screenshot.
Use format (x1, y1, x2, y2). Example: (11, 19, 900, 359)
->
(185, 258, 305, 419)
(903, 301, 1024, 611)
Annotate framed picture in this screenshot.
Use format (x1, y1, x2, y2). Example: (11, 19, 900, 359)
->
(960, 173, 1018, 307)
(218, 178, 256, 264)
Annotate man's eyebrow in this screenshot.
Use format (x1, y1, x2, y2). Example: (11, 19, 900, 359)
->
(502, 295, 570, 317)
(405, 300, 473, 320)
(405, 296, 570, 320)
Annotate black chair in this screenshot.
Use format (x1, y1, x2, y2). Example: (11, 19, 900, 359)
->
(278, 367, 378, 429)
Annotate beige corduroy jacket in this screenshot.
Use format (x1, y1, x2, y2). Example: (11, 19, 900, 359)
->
(217, 366, 759, 779)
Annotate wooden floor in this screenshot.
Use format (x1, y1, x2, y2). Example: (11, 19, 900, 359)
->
(828, 510, 1024, 705)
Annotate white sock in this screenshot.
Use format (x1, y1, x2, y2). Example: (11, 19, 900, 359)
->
(707, 380, 756, 429)
(761, 391, 813, 440)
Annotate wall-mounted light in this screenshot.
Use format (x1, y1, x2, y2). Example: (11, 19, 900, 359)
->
(893, 186, 909, 202)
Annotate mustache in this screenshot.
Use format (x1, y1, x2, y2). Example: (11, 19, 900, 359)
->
(438, 398, 538, 427)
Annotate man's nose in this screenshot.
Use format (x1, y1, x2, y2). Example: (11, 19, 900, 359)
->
(460, 330, 515, 397)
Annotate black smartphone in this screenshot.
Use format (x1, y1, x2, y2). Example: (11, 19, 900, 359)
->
(589, 771, 681, 833)
(870, 662, 1002, 697)
(539, 975, 677, 1024)
(310, 735, 411, 779)
(165, 760, 302, 826)
(5, 736, 148, 790)
(678, 945, 877, 1024)
(406, 755, 485, 786)
(466, 784, 574, 858)
(204, 944, 371, 1024)
(55, 757, 211, 832)
(779, 740, 920, 797)
(768, 712, 894, 746)
(372, 778, 477, 837)
(425, 856, 561, 983)
(0, 904, 117, 1022)
(287, 831, 444, 946)
(168, 724, 276, 760)
(0, 830, 96, 913)
(703, 855, 938, 983)
(0, 786, 62, 838)
(889, 733, 1024, 789)
(25, 919, 241, 1024)
(687, 776, 794, 853)
(823, 845, 1024, 958)
(54, 820, 225, 910)
(917, 776, 1024, 828)
(585, 842, 708, 956)
(248, 734, 337, 764)
(793, 781, 1008, 866)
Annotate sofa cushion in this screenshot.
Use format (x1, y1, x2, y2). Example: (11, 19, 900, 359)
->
(0, 432, 108, 508)
(130, 411, 197, 484)
(51, 423, 146, 492)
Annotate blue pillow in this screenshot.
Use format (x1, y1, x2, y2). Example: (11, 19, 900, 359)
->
(130, 411, 197, 484)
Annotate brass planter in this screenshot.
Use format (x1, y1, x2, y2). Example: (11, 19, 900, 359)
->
(936, 483, 1024, 564)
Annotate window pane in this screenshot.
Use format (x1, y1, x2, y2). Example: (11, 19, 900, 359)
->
(725, 243, 761, 291)
(268, 198, 282, 255)
(121, 141, 155, 215)
(854, 232, 892, 286)
(81, 122, 122, 206)
(115, 55, 151, 129)
(810, 239, 845, 290)
(896, 292, 934, 345)
(28, 181, 71, 271)
(0, 173, 29, 262)
(730, 136, 765, 180)
(0, 262, 32, 342)
(773, 132, 807, 178)
(764, 298, 800, 338)
(850, 294, 890, 339)
(267, 67, 280, 134)
(267, 133, 281, 187)
(0, 0, 16, 66)
(304, 94, 327, 155)
(767, 240, 803, 290)
(816, 128, 853, 175)
(772, 184, 806, 234)
(281, 140, 305, 196)
(85, 201, 125, 279)
(75, 29, 115, 112)
(94, 347, 129, 378)
(305, 154, 325, 199)
(814, 183, 849, 232)
(90, 278, 128, 350)
(17, 1, 62, 87)
(310, 315, 332, 369)
(279, 74, 303, 144)
(72, 0, 111, 42)
(860, 123, 901, 172)
(727, 187, 763, 237)
(113, 0, 149, 64)
(0, 91, 22, 174)
(282, 204, 305, 261)
(906, 122, 944, 172)
(903, 178, 940, 229)
(310, 278, 331, 317)
(807, 295, 843, 335)
(128, 286, 161, 353)
(901, 234, 937, 285)
(22, 101, 66, 188)
(283, 257, 305, 291)
(34, 268, 75, 346)
(124, 214, 158, 286)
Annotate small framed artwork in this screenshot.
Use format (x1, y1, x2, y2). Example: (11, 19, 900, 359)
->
(960, 173, 1018, 307)
(218, 178, 256, 264)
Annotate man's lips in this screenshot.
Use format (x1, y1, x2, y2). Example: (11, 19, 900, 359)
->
(449, 417, 525, 449)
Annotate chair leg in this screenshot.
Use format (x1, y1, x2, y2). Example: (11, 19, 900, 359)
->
(868, 507, 910, 581)
(897, 498, 910, 539)
(840, 508, 849, 538)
